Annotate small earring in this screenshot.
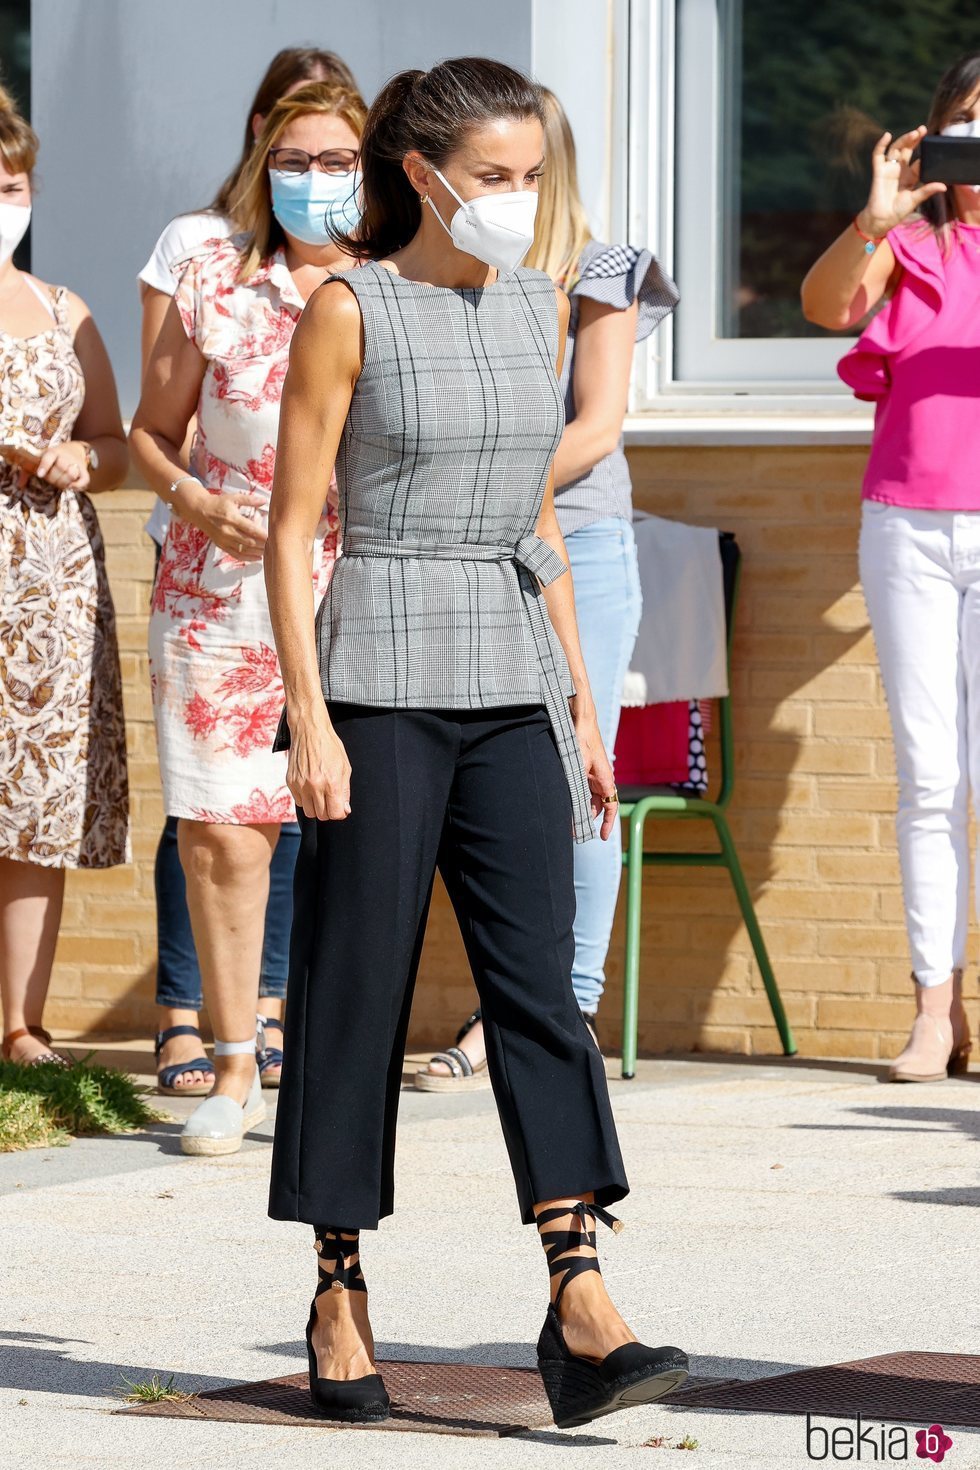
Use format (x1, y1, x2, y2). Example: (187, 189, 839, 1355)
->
(420, 193, 428, 203)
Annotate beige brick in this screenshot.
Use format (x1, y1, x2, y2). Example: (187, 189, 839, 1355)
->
(737, 632, 813, 663)
(101, 488, 155, 511)
(774, 959, 877, 994)
(820, 780, 895, 813)
(816, 996, 915, 1030)
(794, 1029, 880, 1060)
(693, 992, 815, 1028)
(693, 1027, 752, 1055)
(769, 813, 878, 847)
(757, 524, 859, 558)
(815, 852, 900, 885)
(750, 667, 876, 704)
(55, 934, 140, 966)
(819, 926, 909, 959)
(756, 886, 877, 922)
(874, 743, 897, 780)
(99, 512, 152, 547)
(792, 743, 875, 776)
(813, 705, 891, 739)
(811, 631, 877, 665)
(739, 703, 813, 738)
(875, 962, 918, 995)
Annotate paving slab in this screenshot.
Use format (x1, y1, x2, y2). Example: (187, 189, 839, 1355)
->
(2, 1047, 980, 1469)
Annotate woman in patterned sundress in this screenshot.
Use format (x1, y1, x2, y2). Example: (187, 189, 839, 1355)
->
(130, 80, 365, 1155)
(0, 86, 130, 1066)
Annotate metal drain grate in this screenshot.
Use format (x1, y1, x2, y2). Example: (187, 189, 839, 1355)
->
(120, 1359, 553, 1437)
(119, 1352, 980, 1435)
(660, 1351, 980, 1428)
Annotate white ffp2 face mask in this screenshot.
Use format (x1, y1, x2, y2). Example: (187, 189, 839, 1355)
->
(426, 168, 538, 277)
(941, 118, 980, 193)
(0, 202, 31, 267)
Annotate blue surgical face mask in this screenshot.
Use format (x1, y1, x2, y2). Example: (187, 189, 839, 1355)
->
(269, 168, 362, 245)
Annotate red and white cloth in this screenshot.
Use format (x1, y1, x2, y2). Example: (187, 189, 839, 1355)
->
(148, 237, 339, 824)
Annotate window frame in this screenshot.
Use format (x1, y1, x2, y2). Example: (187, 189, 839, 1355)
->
(625, 0, 861, 414)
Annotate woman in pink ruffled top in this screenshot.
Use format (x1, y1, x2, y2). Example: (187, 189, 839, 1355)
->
(802, 51, 980, 1085)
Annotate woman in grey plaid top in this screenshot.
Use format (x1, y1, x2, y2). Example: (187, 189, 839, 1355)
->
(264, 58, 689, 1429)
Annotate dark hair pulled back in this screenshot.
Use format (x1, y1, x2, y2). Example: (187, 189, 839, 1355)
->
(920, 50, 980, 238)
(335, 56, 543, 260)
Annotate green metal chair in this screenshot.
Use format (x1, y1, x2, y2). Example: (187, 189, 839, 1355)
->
(617, 533, 797, 1078)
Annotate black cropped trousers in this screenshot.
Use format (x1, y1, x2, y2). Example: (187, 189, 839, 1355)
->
(268, 702, 628, 1229)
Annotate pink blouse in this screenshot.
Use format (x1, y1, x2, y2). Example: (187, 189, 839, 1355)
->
(838, 220, 980, 509)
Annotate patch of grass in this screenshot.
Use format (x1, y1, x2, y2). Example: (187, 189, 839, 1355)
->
(0, 1053, 166, 1150)
(643, 1433, 700, 1451)
(117, 1373, 193, 1404)
(0, 1090, 70, 1151)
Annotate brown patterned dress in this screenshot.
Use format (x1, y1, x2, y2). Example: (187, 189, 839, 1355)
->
(0, 284, 129, 867)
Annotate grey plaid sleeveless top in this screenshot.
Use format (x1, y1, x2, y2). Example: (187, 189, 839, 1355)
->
(279, 261, 594, 843)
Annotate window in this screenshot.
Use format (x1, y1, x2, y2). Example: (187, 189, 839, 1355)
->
(628, 0, 980, 407)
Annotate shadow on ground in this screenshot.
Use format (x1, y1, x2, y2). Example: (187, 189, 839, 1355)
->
(0, 1330, 241, 1398)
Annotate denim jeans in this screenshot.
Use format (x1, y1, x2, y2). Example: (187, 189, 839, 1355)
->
(153, 815, 300, 1009)
(564, 516, 642, 1014)
(860, 501, 980, 986)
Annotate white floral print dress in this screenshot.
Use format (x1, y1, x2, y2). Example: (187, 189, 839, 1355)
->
(148, 237, 338, 824)
(0, 284, 129, 868)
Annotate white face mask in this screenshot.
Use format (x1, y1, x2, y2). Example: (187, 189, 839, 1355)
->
(425, 167, 538, 277)
(0, 202, 31, 267)
(941, 118, 980, 193)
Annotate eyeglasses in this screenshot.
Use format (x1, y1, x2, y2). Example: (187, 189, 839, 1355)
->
(268, 147, 358, 176)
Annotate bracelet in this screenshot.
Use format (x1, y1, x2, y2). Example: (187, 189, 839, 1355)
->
(852, 216, 887, 254)
(168, 474, 202, 503)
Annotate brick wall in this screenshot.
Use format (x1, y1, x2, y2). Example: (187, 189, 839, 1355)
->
(47, 446, 951, 1061)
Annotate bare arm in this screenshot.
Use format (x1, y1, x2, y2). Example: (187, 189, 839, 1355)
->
(553, 295, 638, 487)
(801, 126, 946, 330)
(129, 298, 266, 558)
(32, 291, 128, 494)
(536, 286, 618, 839)
(140, 282, 196, 461)
(265, 280, 362, 822)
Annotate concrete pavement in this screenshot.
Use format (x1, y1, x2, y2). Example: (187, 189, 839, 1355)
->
(2, 1044, 980, 1469)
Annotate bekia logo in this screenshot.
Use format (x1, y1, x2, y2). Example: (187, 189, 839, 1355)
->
(915, 1425, 954, 1463)
(806, 1414, 954, 1461)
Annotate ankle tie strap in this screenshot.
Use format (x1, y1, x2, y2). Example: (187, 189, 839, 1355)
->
(536, 1201, 623, 1308)
(312, 1226, 366, 1296)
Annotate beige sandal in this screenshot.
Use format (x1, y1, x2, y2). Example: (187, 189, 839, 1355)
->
(1, 1025, 69, 1067)
(414, 1008, 491, 1092)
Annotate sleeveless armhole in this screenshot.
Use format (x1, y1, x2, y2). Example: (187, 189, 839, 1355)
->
(511, 267, 560, 371)
(51, 287, 72, 332)
(322, 268, 375, 382)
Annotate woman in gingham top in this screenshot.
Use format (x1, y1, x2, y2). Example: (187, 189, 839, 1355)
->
(418, 86, 679, 1087)
(264, 58, 689, 1429)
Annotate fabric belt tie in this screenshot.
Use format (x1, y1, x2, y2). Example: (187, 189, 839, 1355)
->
(341, 534, 596, 843)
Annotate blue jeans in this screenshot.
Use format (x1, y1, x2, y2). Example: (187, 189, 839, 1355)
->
(153, 816, 300, 1010)
(565, 517, 642, 1014)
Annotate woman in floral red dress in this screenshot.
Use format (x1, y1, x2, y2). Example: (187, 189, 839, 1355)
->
(131, 79, 366, 1154)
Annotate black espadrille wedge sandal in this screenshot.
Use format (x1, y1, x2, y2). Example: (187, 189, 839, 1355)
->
(306, 1228, 390, 1422)
(536, 1202, 689, 1429)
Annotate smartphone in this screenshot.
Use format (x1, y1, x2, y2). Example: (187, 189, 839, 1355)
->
(919, 134, 980, 185)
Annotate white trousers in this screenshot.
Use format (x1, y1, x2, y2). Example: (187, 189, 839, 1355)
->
(859, 501, 980, 985)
